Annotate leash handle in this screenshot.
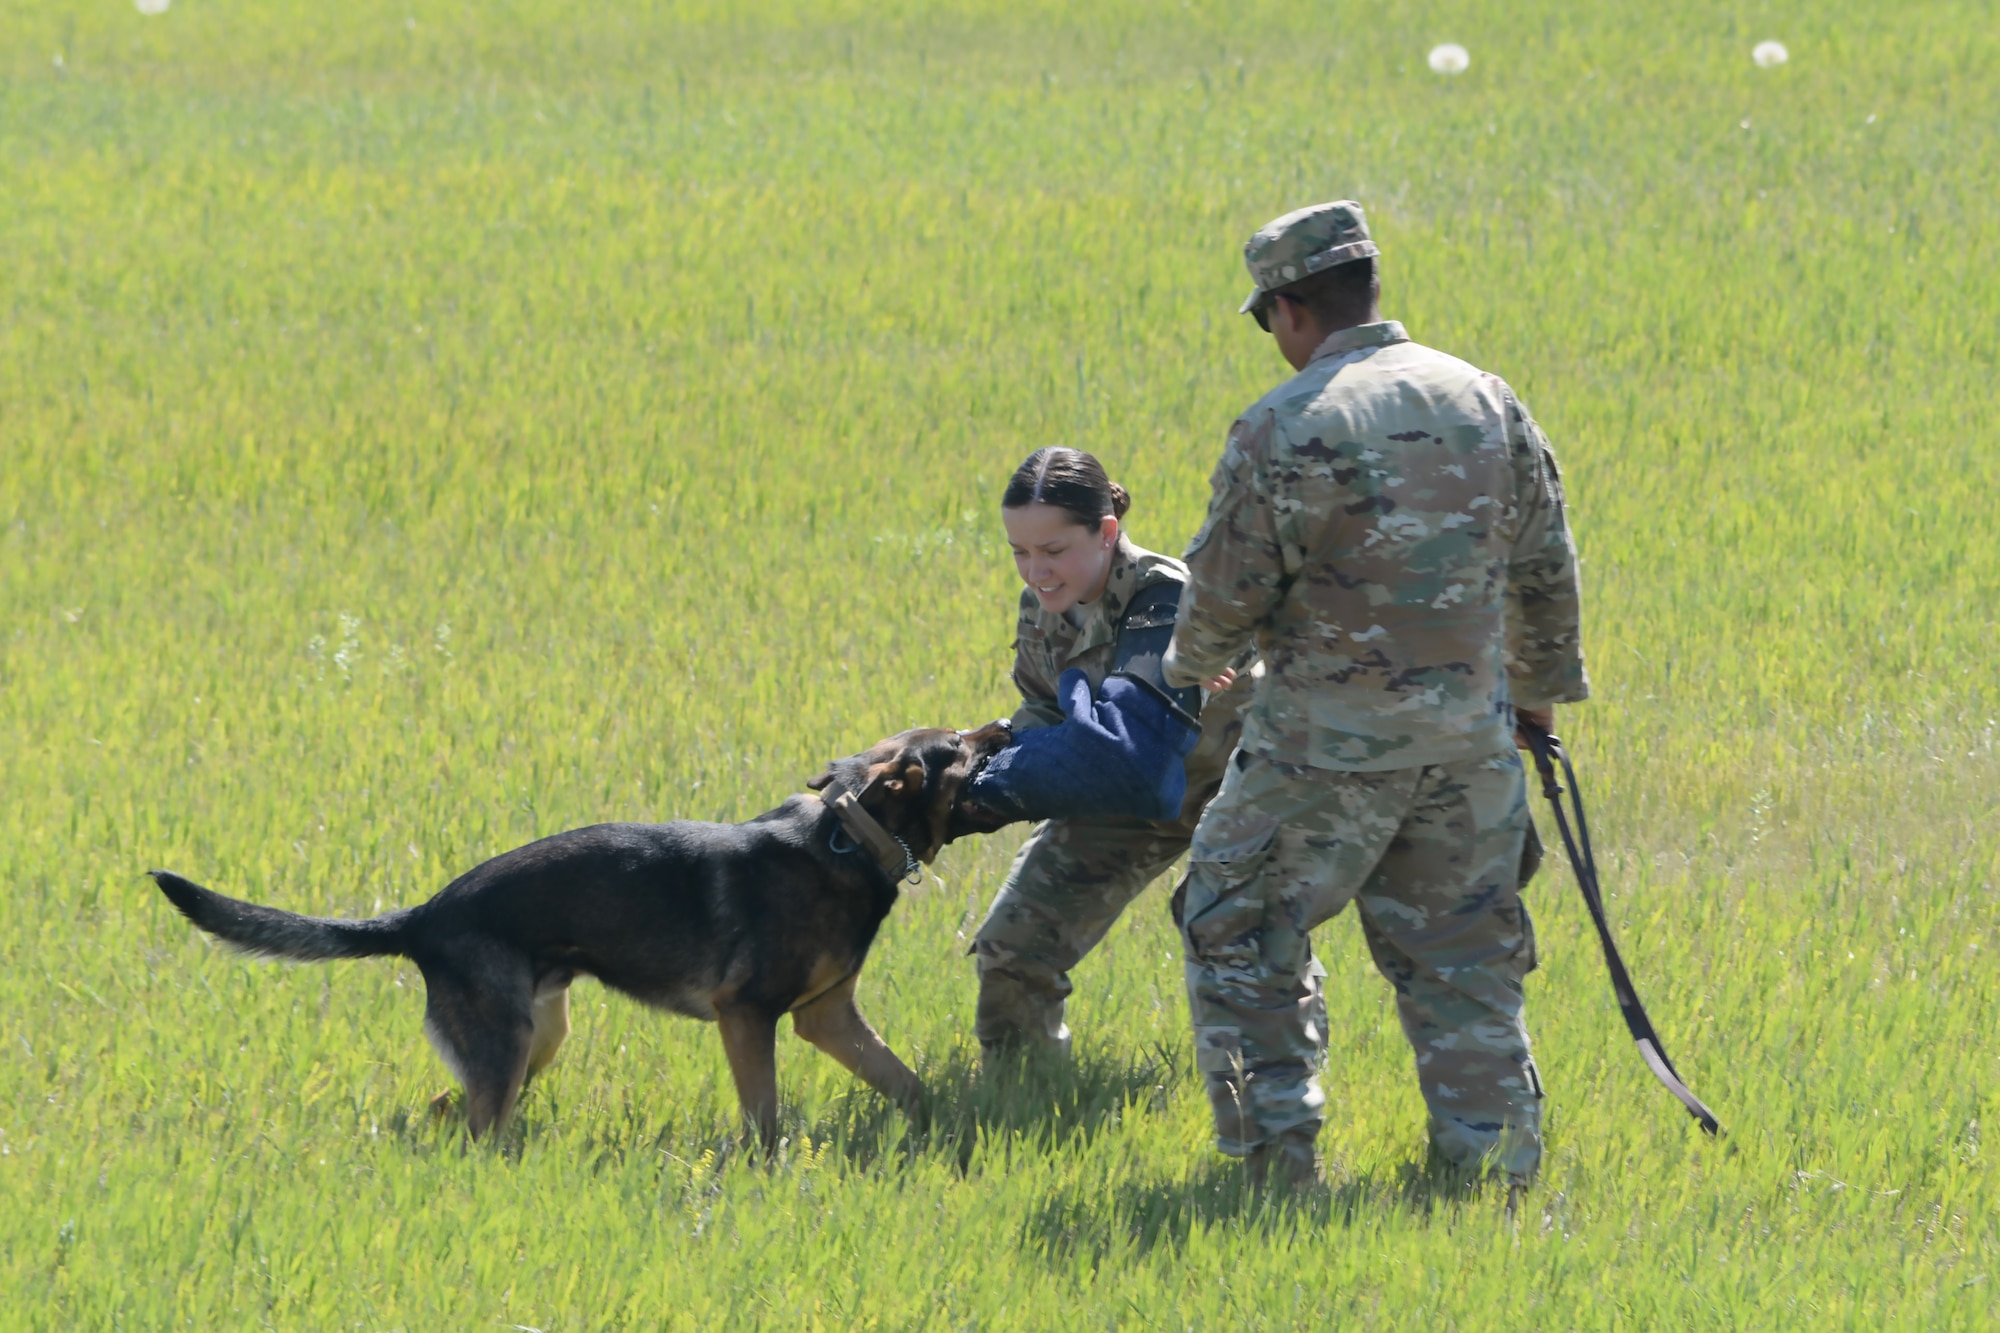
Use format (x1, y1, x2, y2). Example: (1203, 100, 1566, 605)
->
(1516, 718, 1723, 1137)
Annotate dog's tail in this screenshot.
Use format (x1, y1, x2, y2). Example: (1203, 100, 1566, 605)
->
(150, 870, 414, 962)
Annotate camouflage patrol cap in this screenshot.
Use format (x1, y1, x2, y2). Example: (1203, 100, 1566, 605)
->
(1239, 200, 1380, 314)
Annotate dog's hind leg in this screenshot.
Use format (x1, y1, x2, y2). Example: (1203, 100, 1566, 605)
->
(715, 1004, 781, 1153)
(418, 940, 535, 1137)
(791, 976, 925, 1120)
(525, 970, 574, 1082)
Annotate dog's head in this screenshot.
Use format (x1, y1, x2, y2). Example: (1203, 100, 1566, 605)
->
(807, 720, 1014, 864)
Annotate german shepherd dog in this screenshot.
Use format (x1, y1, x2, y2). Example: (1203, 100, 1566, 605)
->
(151, 722, 1014, 1145)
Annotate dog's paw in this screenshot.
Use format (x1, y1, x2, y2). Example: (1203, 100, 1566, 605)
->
(427, 1089, 457, 1119)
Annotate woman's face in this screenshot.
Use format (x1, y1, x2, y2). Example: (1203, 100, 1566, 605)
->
(1003, 503, 1118, 615)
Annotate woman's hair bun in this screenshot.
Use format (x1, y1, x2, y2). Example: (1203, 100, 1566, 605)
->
(1108, 482, 1131, 519)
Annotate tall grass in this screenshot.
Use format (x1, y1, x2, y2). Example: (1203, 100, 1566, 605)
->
(2, 1, 1995, 1326)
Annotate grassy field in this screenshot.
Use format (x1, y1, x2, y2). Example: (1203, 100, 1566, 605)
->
(4, 0, 1997, 1325)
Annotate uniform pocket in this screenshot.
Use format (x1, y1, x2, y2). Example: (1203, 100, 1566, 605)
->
(1519, 817, 1545, 887)
(1190, 803, 1282, 881)
(1183, 808, 1282, 968)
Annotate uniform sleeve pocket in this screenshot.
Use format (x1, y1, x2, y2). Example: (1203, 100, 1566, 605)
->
(1182, 512, 1221, 560)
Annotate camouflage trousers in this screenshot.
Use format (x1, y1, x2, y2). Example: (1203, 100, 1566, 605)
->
(1180, 747, 1544, 1179)
(971, 812, 1197, 1054)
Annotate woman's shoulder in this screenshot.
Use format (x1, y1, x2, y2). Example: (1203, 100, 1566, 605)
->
(1121, 540, 1189, 589)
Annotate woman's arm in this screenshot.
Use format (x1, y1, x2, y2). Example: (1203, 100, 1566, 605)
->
(1009, 593, 1064, 731)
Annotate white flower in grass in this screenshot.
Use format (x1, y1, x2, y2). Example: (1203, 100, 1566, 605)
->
(135, 0, 170, 12)
(1753, 40, 1788, 68)
(1428, 43, 1470, 76)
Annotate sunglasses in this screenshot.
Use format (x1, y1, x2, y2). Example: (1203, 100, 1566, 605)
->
(1249, 293, 1281, 333)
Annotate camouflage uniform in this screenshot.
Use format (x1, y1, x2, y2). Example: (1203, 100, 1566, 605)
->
(973, 538, 1249, 1054)
(1161, 201, 1588, 1180)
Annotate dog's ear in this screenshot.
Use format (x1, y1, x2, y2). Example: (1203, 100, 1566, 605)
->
(812, 759, 907, 800)
(856, 758, 923, 801)
(809, 753, 920, 801)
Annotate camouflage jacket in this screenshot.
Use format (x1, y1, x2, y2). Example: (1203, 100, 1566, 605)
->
(1162, 321, 1588, 772)
(1011, 538, 1248, 801)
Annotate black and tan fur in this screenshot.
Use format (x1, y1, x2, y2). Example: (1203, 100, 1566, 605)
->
(151, 722, 1013, 1145)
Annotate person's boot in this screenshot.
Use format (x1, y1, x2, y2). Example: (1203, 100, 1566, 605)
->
(1243, 1132, 1321, 1192)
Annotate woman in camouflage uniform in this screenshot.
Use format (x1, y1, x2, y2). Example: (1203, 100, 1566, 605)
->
(971, 448, 1248, 1058)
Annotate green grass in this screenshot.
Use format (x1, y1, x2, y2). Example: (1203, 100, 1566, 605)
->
(3, 0, 1996, 1325)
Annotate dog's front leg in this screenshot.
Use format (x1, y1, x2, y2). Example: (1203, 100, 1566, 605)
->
(791, 977, 926, 1121)
(715, 1005, 781, 1153)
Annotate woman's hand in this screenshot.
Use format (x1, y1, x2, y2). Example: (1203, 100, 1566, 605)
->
(1202, 667, 1239, 693)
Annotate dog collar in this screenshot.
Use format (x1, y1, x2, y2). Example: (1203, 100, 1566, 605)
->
(819, 784, 924, 886)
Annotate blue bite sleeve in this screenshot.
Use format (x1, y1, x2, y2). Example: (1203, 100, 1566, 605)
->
(965, 668, 1201, 824)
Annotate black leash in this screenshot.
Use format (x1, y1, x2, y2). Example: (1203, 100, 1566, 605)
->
(1517, 718, 1722, 1137)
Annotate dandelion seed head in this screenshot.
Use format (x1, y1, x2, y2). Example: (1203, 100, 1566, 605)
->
(135, 0, 170, 13)
(1427, 43, 1470, 76)
(1752, 40, 1788, 68)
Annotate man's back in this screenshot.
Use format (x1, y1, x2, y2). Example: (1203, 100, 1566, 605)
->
(1173, 320, 1586, 770)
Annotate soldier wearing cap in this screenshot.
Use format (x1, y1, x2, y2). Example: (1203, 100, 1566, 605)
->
(1161, 201, 1589, 1189)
